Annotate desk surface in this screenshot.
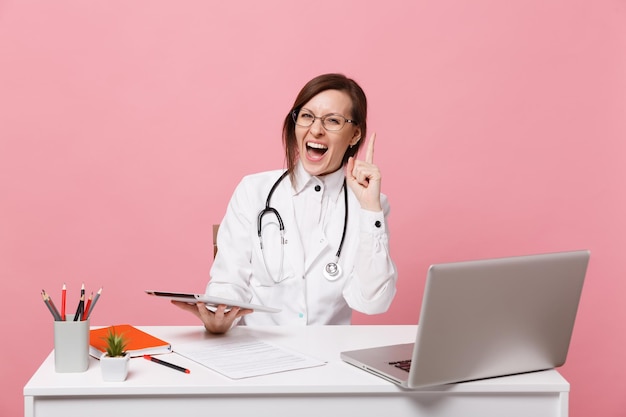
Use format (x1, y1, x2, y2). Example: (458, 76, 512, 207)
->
(24, 325, 570, 417)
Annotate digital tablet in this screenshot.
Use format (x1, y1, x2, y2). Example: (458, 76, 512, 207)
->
(145, 290, 281, 313)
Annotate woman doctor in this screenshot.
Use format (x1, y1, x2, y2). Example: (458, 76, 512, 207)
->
(174, 73, 397, 333)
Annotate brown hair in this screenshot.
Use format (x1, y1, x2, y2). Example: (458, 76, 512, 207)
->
(282, 73, 367, 182)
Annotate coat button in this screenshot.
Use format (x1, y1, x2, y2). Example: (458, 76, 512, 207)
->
(375, 220, 382, 228)
(314, 185, 321, 192)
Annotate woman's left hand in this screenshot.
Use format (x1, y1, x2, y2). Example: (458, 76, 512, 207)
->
(346, 133, 383, 212)
(171, 300, 252, 334)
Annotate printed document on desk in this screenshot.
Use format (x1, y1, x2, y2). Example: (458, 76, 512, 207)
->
(174, 334, 326, 379)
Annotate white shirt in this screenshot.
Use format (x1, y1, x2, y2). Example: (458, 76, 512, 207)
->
(207, 163, 397, 326)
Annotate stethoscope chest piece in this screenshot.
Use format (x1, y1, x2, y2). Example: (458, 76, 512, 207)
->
(323, 261, 342, 281)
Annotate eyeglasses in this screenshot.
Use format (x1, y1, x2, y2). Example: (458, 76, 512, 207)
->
(292, 109, 356, 131)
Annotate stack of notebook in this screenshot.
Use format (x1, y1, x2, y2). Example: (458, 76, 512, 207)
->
(89, 324, 172, 359)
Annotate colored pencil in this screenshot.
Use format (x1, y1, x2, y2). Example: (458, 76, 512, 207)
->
(83, 292, 93, 321)
(87, 287, 102, 318)
(42, 290, 62, 321)
(73, 293, 84, 321)
(43, 289, 62, 321)
(61, 283, 67, 321)
(79, 283, 85, 319)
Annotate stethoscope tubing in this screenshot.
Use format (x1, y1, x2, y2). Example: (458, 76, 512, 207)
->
(257, 171, 289, 242)
(257, 170, 348, 281)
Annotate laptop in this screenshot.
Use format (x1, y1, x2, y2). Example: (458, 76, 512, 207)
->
(341, 250, 590, 389)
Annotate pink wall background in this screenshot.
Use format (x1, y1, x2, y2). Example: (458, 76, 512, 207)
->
(1, 1, 624, 415)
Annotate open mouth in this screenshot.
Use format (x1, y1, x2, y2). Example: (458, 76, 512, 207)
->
(306, 142, 328, 159)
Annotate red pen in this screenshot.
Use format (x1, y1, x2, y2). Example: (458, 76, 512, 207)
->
(143, 355, 190, 374)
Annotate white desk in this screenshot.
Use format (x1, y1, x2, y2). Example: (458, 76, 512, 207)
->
(24, 325, 569, 417)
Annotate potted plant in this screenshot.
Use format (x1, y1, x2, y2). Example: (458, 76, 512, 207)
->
(100, 327, 130, 381)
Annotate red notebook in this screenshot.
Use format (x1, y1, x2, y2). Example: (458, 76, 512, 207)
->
(89, 324, 172, 359)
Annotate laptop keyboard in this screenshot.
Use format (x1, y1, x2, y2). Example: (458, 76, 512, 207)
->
(389, 360, 411, 372)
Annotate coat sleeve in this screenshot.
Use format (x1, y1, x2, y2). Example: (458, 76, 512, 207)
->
(342, 193, 398, 314)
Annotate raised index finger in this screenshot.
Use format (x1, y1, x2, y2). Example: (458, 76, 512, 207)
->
(365, 132, 376, 164)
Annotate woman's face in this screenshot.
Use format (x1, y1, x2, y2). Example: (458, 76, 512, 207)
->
(295, 89, 361, 177)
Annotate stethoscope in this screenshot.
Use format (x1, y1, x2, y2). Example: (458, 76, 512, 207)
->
(257, 171, 348, 282)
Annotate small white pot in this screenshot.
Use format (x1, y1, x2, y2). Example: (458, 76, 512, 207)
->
(100, 353, 130, 381)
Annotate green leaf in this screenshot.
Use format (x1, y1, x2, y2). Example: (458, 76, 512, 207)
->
(101, 327, 128, 357)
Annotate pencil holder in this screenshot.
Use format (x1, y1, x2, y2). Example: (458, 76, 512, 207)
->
(53, 319, 90, 372)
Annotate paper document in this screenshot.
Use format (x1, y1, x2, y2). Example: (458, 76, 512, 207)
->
(174, 334, 326, 379)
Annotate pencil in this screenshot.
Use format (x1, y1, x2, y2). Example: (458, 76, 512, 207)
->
(143, 355, 190, 374)
(87, 287, 102, 319)
(79, 282, 85, 319)
(61, 283, 67, 321)
(43, 290, 62, 321)
(73, 293, 84, 321)
(83, 292, 93, 321)
(41, 291, 61, 321)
